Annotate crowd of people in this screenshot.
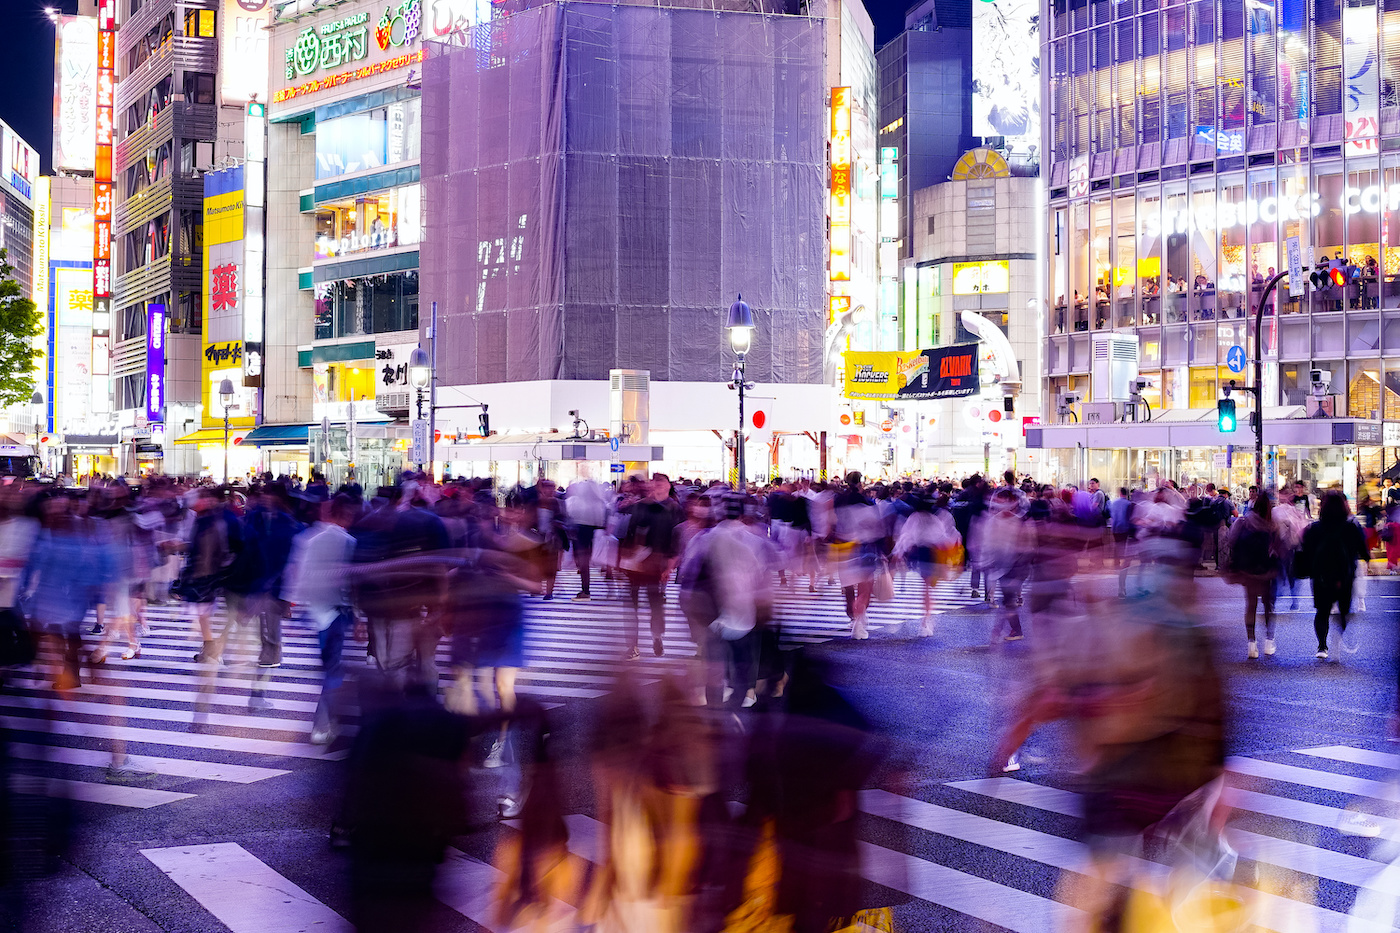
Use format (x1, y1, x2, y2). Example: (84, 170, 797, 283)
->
(0, 465, 1395, 931)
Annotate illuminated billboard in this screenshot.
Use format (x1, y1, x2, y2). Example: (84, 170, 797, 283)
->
(843, 346, 980, 401)
(222, 0, 270, 104)
(972, 0, 1040, 160)
(94, 0, 115, 318)
(952, 260, 1011, 295)
(0, 123, 39, 203)
(829, 86, 852, 282)
(53, 15, 98, 174)
(202, 166, 256, 429)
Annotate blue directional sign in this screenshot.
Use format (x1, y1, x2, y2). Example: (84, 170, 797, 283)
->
(1226, 345, 1246, 373)
(609, 436, 619, 452)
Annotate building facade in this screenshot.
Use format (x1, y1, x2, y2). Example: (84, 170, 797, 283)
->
(420, 0, 833, 482)
(260, 0, 449, 486)
(112, 0, 244, 474)
(1038, 0, 1400, 493)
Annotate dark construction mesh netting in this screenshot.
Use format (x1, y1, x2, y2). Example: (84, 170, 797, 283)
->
(421, 1, 828, 385)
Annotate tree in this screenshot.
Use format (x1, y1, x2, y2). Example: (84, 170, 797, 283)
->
(0, 248, 42, 410)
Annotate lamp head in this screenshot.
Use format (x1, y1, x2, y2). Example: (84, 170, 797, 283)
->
(30, 392, 43, 406)
(408, 347, 431, 389)
(218, 378, 235, 405)
(726, 294, 754, 356)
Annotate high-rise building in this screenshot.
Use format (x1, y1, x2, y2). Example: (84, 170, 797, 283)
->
(259, 0, 437, 487)
(111, 0, 262, 475)
(877, 0, 976, 263)
(420, 0, 833, 481)
(1031, 0, 1400, 495)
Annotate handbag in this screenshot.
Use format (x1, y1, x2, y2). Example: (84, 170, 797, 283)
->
(872, 559, 895, 601)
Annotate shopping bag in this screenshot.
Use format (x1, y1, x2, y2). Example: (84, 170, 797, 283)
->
(872, 561, 895, 602)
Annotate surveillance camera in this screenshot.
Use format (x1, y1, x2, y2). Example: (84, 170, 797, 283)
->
(1061, 392, 1081, 405)
(1133, 375, 1153, 389)
(1310, 369, 1332, 385)
(568, 409, 580, 417)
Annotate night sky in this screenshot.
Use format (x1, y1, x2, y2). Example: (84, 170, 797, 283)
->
(1, 0, 905, 177)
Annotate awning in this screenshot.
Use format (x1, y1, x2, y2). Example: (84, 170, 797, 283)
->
(64, 434, 120, 448)
(175, 428, 243, 446)
(243, 424, 311, 447)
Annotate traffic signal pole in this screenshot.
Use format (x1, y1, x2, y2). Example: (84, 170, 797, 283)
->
(1252, 269, 1289, 491)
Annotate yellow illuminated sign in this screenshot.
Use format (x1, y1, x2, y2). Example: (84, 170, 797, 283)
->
(830, 86, 852, 282)
(952, 260, 1010, 295)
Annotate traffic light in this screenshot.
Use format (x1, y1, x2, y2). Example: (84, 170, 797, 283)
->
(478, 407, 490, 436)
(1217, 397, 1237, 433)
(1310, 259, 1359, 288)
(1003, 396, 1015, 413)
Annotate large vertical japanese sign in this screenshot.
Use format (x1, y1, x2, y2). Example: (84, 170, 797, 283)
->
(202, 166, 255, 430)
(829, 87, 852, 283)
(146, 304, 166, 425)
(93, 0, 115, 334)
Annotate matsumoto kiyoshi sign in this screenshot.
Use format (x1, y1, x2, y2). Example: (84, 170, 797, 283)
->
(843, 346, 980, 401)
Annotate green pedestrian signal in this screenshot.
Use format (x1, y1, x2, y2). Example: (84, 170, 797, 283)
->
(1217, 397, 1237, 433)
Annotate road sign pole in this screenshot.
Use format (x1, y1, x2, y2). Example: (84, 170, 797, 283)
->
(1253, 269, 1288, 492)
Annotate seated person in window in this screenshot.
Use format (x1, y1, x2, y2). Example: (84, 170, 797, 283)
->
(1095, 284, 1109, 302)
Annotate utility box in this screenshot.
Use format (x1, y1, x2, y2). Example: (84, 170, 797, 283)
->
(609, 369, 650, 444)
(1090, 332, 1139, 402)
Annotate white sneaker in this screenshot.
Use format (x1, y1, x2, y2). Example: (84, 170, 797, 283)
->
(1002, 752, 1021, 773)
(1342, 627, 1359, 656)
(919, 615, 935, 637)
(852, 617, 869, 640)
(1316, 648, 1330, 660)
(1263, 638, 1276, 657)
(483, 741, 505, 769)
(1247, 641, 1259, 660)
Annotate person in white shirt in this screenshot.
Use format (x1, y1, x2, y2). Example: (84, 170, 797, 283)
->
(562, 470, 614, 601)
(285, 494, 359, 745)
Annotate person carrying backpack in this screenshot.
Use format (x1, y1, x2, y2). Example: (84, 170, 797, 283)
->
(1223, 493, 1282, 659)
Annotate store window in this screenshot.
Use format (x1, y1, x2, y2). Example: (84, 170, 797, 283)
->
(1091, 198, 1112, 328)
(314, 98, 422, 180)
(1070, 200, 1090, 329)
(313, 271, 419, 340)
(1188, 178, 1218, 320)
(183, 72, 215, 106)
(1188, 365, 1217, 407)
(1137, 185, 1162, 323)
(1384, 364, 1400, 419)
(1113, 194, 1135, 326)
(1163, 181, 1189, 321)
(1246, 168, 1278, 315)
(1218, 174, 1246, 319)
(1349, 360, 1383, 418)
(1346, 156, 1381, 309)
(314, 185, 422, 260)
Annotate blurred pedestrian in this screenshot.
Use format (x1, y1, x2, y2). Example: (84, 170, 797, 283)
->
(563, 469, 613, 600)
(619, 474, 681, 659)
(1223, 492, 1282, 659)
(1297, 490, 1370, 660)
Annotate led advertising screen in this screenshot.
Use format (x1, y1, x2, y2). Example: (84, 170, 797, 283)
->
(53, 15, 98, 173)
(146, 304, 165, 424)
(972, 0, 1040, 161)
(221, 0, 270, 104)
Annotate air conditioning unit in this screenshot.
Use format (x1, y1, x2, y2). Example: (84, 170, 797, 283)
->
(1090, 332, 1139, 402)
(376, 390, 411, 415)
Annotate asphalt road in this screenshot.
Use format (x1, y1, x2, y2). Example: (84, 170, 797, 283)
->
(5, 566, 1398, 933)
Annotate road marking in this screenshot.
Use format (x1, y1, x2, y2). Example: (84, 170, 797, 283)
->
(0, 694, 313, 735)
(1296, 745, 1400, 772)
(1228, 755, 1398, 800)
(8, 743, 289, 784)
(142, 842, 354, 933)
(10, 772, 195, 808)
(0, 715, 341, 760)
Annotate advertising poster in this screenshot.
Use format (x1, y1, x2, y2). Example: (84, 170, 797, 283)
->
(202, 167, 255, 429)
(53, 15, 98, 173)
(972, 0, 1040, 159)
(221, 0, 271, 104)
(844, 346, 980, 401)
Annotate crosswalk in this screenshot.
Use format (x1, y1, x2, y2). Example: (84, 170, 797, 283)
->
(0, 569, 977, 813)
(136, 739, 1400, 932)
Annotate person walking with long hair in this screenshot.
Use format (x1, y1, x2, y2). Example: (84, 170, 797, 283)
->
(1298, 490, 1370, 660)
(1223, 492, 1282, 659)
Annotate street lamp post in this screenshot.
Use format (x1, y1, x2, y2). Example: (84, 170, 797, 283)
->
(409, 346, 431, 471)
(726, 295, 754, 492)
(219, 378, 235, 485)
(29, 392, 43, 474)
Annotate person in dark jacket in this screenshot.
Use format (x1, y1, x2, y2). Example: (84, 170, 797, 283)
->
(1298, 490, 1370, 660)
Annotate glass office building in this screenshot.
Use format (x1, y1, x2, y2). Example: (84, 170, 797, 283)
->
(1043, 0, 1400, 421)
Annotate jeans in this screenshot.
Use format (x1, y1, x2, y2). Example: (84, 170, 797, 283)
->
(314, 609, 351, 731)
(1312, 579, 1354, 650)
(573, 525, 598, 594)
(625, 572, 665, 649)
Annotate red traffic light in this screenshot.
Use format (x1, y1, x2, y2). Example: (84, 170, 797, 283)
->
(1329, 265, 1348, 286)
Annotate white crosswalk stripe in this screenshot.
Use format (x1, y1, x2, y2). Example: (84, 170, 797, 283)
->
(140, 740, 1400, 932)
(0, 568, 975, 812)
